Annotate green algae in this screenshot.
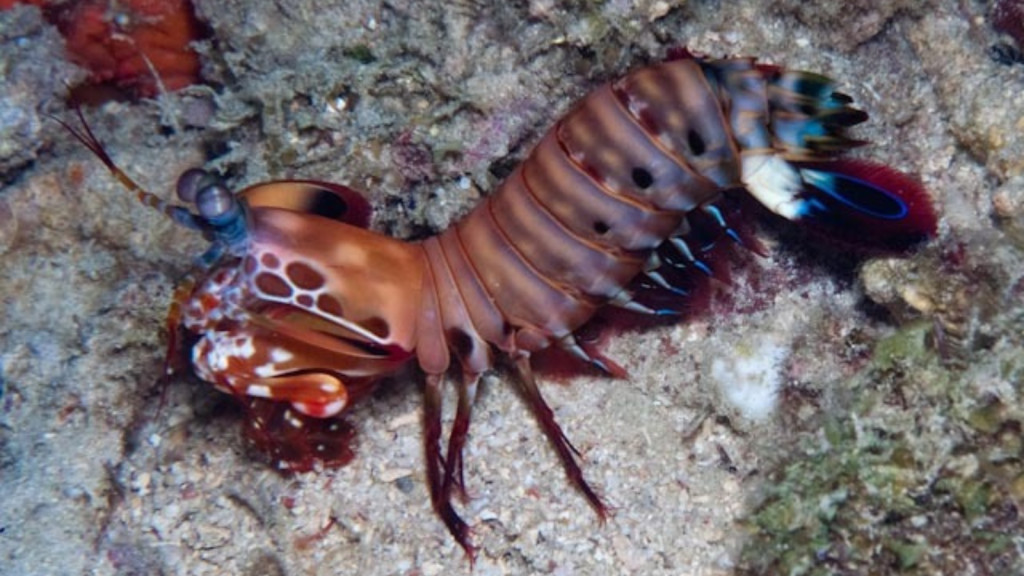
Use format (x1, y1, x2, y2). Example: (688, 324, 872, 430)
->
(739, 315, 1024, 575)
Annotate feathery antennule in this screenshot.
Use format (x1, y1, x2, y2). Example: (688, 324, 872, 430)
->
(54, 107, 202, 231)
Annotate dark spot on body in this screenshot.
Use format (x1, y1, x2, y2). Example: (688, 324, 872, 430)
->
(687, 130, 706, 156)
(260, 253, 281, 269)
(308, 189, 349, 220)
(317, 294, 344, 317)
(363, 316, 390, 339)
(286, 262, 326, 290)
(593, 221, 611, 235)
(255, 273, 292, 298)
(631, 167, 654, 189)
(448, 328, 475, 359)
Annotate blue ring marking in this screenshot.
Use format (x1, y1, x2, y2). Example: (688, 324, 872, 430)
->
(801, 169, 910, 220)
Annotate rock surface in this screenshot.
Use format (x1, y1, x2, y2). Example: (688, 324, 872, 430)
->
(1, 1, 1021, 574)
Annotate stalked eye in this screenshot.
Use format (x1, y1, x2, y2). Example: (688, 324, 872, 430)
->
(177, 168, 212, 203)
(196, 183, 236, 220)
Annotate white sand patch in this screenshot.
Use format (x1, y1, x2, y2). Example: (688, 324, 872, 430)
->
(711, 336, 789, 421)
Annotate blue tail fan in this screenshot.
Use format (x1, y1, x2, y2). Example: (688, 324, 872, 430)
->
(791, 160, 938, 251)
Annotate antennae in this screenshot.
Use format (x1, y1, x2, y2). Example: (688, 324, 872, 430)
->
(53, 106, 202, 230)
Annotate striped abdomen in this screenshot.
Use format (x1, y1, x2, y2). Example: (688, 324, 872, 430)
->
(414, 53, 934, 555)
(419, 58, 741, 371)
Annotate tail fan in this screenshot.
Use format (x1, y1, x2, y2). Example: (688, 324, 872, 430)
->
(789, 160, 938, 251)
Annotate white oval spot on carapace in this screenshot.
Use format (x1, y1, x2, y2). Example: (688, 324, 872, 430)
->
(247, 384, 273, 398)
(293, 398, 346, 418)
(270, 348, 294, 363)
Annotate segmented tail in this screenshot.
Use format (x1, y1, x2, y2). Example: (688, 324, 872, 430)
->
(742, 67, 938, 250)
